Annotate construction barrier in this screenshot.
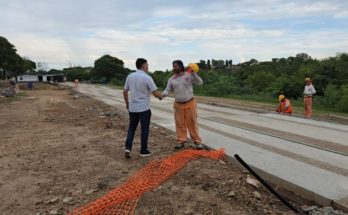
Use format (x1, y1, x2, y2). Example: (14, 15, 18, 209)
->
(69, 149, 224, 215)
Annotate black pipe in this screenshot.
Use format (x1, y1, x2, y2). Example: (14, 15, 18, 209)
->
(234, 154, 299, 213)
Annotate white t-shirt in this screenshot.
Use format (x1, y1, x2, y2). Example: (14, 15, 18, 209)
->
(163, 72, 203, 102)
(124, 70, 158, 113)
(303, 84, 316, 96)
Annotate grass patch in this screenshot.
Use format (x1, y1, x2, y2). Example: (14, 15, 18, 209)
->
(104, 83, 348, 119)
(196, 93, 348, 118)
(1, 92, 27, 103)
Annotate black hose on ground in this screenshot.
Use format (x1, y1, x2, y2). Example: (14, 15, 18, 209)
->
(234, 154, 299, 214)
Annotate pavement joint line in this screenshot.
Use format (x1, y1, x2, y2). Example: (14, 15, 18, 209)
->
(198, 123, 348, 177)
(201, 116, 348, 157)
(260, 114, 348, 133)
(145, 103, 348, 175)
(148, 103, 348, 158)
(67, 84, 348, 212)
(72, 86, 348, 158)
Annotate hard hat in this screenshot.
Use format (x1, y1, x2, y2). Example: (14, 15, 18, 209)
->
(188, 63, 199, 73)
(278, 95, 285, 101)
(305, 78, 311, 82)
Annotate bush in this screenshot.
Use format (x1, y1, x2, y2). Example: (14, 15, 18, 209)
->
(338, 85, 348, 112)
(110, 77, 123, 86)
(63, 67, 90, 81)
(194, 71, 240, 96)
(246, 71, 275, 92)
(322, 84, 340, 108)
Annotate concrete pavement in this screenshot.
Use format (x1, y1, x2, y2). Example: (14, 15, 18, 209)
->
(69, 83, 348, 210)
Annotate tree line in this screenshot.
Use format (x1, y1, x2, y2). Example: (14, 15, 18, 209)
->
(197, 53, 348, 112)
(1, 36, 347, 112)
(0, 36, 36, 79)
(152, 53, 348, 112)
(0, 36, 131, 85)
(61, 55, 131, 85)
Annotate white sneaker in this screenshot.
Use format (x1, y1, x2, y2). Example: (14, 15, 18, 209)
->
(125, 149, 131, 159)
(195, 143, 205, 150)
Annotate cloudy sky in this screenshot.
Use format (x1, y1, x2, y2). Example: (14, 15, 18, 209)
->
(1, 0, 348, 71)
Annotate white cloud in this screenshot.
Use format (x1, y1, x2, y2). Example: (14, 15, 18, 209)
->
(1, 0, 348, 70)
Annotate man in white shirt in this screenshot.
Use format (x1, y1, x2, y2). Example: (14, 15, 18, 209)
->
(303, 78, 316, 118)
(123, 58, 163, 159)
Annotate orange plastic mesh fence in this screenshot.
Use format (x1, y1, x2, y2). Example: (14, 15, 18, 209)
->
(69, 149, 224, 215)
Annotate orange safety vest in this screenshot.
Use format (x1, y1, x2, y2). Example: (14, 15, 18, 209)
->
(277, 98, 292, 114)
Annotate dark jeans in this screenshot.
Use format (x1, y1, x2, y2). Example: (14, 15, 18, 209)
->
(125, 109, 151, 152)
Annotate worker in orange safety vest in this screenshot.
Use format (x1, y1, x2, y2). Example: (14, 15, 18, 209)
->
(74, 79, 79, 88)
(276, 95, 293, 115)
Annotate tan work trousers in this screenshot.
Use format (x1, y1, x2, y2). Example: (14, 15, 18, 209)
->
(304, 97, 313, 118)
(173, 99, 202, 144)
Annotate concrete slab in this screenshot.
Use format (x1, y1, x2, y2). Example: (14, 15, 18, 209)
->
(67, 83, 348, 211)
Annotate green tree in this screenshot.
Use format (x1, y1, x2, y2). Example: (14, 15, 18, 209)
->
(296, 53, 311, 61)
(211, 59, 225, 69)
(63, 67, 90, 81)
(0, 36, 17, 71)
(124, 52, 348, 113)
(335, 53, 348, 86)
(267, 74, 292, 97)
(322, 84, 340, 108)
(0, 36, 29, 78)
(48, 69, 63, 74)
(151, 70, 173, 89)
(338, 84, 348, 112)
(246, 71, 275, 92)
(22, 58, 36, 72)
(197, 60, 206, 69)
(94, 55, 126, 82)
(207, 60, 211, 69)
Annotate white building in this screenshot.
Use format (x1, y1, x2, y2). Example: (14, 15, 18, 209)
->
(17, 74, 66, 83)
(17, 75, 39, 82)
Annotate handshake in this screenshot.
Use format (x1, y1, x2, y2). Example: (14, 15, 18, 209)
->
(153, 91, 167, 101)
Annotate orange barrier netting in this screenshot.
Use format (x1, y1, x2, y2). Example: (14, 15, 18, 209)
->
(69, 149, 224, 215)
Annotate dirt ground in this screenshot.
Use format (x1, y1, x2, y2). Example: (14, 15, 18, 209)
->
(0, 86, 311, 215)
